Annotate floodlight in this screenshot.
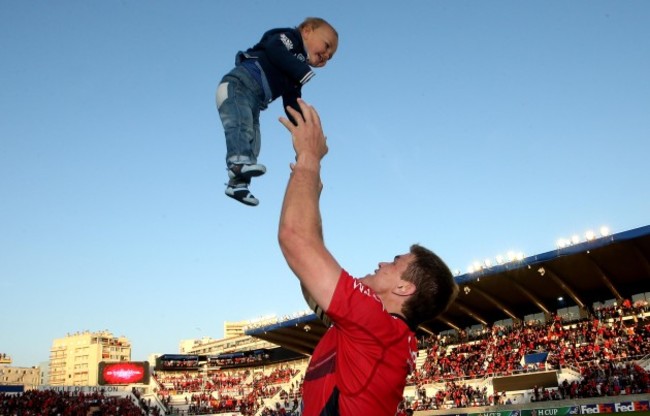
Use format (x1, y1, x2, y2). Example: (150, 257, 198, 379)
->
(585, 230, 596, 241)
(600, 226, 610, 237)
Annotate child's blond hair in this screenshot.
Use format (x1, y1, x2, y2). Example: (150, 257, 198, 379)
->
(298, 17, 339, 39)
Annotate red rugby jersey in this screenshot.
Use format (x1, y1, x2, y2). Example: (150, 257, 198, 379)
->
(302, 270, 417, 416)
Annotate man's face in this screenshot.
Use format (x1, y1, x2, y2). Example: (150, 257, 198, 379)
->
(362, 253, 414, 295)
(302, 25, 338, 68)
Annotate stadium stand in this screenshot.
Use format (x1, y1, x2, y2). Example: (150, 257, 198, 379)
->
(132, 303, 649, 416)
(400, 308, 650, 412)
(2, 320, 648, 416)
(3, 225, 649, 415)
(0, 389, 153, 415)
(150, 359, 307, 415)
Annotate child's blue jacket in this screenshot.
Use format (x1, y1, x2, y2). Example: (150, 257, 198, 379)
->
(236, 27, 315, 117)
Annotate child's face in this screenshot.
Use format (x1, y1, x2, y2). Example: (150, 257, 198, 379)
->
(301, 25, 338, 68)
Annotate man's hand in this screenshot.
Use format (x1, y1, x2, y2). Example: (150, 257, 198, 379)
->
(279, 98, 328, 167)
(278, 98, 340, 314)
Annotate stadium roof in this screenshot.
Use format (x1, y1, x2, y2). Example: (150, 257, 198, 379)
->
(246, 224, 650, 356)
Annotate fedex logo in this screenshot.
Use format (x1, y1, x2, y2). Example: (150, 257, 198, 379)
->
(614, 403, 634, 412)
(580, 405, 600, 414)
(634, 401, 650, 412)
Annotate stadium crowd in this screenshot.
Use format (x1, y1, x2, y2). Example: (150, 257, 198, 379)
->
(400, 301, 650, 411)
(2, 301, 648, 415)
(145, 301, 650, 415)
(208, 352, 269, 368)
(409, 303, 650, 385)
(153, 365, 301, 415)
(154, 369, 250, 394)
(0, 389, 149, 416)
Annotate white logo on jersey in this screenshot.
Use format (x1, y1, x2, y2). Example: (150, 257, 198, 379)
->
(280, 34, 293, 51)
(352, 280, 382, 304)
(407, 335, 417, 373)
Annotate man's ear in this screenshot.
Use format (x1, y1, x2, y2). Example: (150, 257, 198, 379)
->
(394, 281, 416, 297)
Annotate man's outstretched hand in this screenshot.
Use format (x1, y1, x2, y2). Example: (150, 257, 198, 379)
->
(278, 98, 340, 315)
(279, 98, 328, 167)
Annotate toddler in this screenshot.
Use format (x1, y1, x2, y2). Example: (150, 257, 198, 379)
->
(216, 17, 338, 206)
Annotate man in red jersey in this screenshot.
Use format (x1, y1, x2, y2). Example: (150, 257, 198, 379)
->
(278, 99, 458, 416)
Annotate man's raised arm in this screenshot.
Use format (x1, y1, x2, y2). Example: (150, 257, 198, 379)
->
(278, 99, 341, 313)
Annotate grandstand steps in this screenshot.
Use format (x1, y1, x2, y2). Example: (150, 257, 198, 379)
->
(254, 385, 295, 416)
(638, 353, 650, 371)
(142, 392, 168, 415)
(168, 393, 191, 414)
(253, 364, 306, 416)
(558, 366, 581, 383)
(416, 349, 428, 370)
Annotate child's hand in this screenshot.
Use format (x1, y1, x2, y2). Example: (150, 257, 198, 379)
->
(279, 99, 328, 167)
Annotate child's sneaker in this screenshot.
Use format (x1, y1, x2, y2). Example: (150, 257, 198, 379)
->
(228, 163, 266, 180)
(225, 179, 259, 206)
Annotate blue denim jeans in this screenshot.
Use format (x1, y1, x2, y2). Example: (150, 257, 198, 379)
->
(216, 66, 267, 167)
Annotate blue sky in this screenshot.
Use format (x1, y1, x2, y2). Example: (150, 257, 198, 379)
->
(1, 1, 648, 368)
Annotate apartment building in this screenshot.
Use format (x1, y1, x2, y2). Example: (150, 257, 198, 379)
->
(0, 354, 40, 390)
(49, 330, 131, 386)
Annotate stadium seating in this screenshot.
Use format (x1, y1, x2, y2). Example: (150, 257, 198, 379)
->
(4, 301, 647, 416)
(0, 389, 153, 416)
